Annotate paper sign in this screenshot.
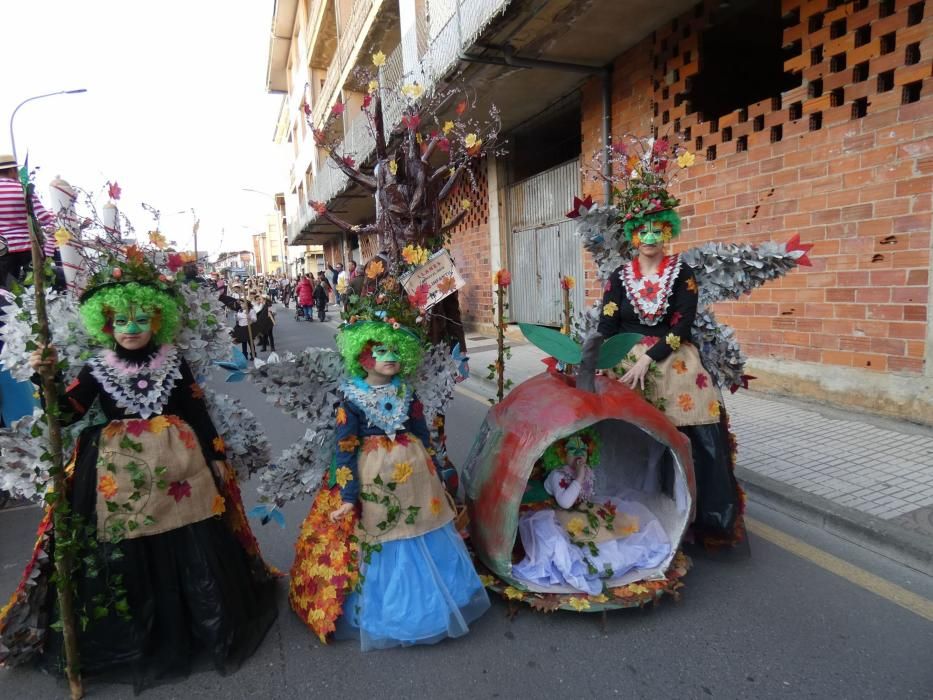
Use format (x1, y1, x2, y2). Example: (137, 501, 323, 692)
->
(400, 249, 465, 309)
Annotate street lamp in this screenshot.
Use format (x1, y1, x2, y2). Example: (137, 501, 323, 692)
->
(9, 89, 88, 162)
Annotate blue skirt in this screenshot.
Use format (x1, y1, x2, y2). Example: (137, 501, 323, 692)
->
(336, 522, 489, 651)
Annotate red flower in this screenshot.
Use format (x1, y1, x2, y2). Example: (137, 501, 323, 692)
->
(331, 102, 345, 116)
(455, 100, 467, 115)
(640, 336, 660, 347)
(168, 480, 192, 502)
(408, 283, 430, 308)
(394, 432, 412, 447)
(638, 280, 659, 299)
(362, 93, 372, 109)
(311, 201, 328, 215)
(342, 155, 356, 168)
(125, 419, 148, 436)
(670, 311, 683, 325)
(437, 137, 450, 153)
(695, 373, 709, 389)
(302, 102, 312, 116)
(566, 194, 594, 219)
(410, 400, 424, 420)
(167, 253, 184, 272)
(402, 114, 421, 130)
(108, 181, 122, 201)
(559, 477, 571, 490)
(494, 269, 511, 287)
(652, 138, 669, 155)
(312, 128, 327, 145)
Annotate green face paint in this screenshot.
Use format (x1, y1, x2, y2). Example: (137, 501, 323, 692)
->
(565, 437, 588, 459)
(639, 229, 662, 245)
(372, 344, 400, 363)
(113, 310, 152, 334)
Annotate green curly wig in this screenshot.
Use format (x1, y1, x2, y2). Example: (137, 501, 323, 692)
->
(79, 282, 182, 346)
(540, 427, 602, 472)
(337, 320, 423, 378)
(622, 208, 682, 243)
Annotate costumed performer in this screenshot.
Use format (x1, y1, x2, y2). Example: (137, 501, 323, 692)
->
(592, 149, 741, 543)
(288, 300, 489, 650)
(513, 432, 672, 595)
(0, 257, 277, 690)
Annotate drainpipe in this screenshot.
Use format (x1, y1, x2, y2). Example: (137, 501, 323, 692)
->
(459, 45, 613, 200)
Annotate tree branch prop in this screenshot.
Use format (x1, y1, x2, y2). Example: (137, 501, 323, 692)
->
(22, 173, 84, 699)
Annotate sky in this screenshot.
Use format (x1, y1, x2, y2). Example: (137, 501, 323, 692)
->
(1, 0, 288, 258)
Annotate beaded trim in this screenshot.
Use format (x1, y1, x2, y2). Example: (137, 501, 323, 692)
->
(620, 254, 682, 326)
(88, 344, 182, 419)
(340, 377, 412, 437)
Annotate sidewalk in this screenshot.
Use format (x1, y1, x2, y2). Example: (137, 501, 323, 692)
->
(460, 334, 933, 575)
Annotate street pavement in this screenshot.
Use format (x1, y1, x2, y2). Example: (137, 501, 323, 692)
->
(1, 305, 931, 698)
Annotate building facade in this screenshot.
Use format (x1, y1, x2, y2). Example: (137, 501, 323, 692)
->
(267, 0, 933, 423)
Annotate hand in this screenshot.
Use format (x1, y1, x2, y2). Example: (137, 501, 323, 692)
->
(29, 345, 58, 372)
(329, 502, 354, 522)
(572, 456, 588, 481)
(620, 354, 653, 391)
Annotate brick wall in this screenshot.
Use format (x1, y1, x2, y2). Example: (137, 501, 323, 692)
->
(441, 163, 494, 328)
(581, 0, 932, 380)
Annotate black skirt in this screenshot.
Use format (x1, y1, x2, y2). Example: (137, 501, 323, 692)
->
(42, 425, 277, 692)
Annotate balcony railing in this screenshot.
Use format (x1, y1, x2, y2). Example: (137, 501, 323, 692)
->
(289, 0, 511, 242)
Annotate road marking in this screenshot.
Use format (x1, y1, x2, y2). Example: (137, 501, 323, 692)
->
(747, 517, 933, 623)
(454, 385, 492, 405)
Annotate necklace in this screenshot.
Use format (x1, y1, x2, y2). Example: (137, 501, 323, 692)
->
(88, 344, 182, 419)
(341, 376, 412, 438)
(620, 253, 682, 326)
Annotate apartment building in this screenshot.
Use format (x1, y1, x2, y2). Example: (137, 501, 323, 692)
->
(267, 0, 933, 423)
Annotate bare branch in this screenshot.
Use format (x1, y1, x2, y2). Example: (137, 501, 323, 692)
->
(438, 165, 465, 201)
(327, 150, 377, 191)
(439, 210, 466, 235)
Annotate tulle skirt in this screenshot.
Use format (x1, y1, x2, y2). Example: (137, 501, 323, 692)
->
(336, 522, 489, 651)
(513, 498, 672, 595)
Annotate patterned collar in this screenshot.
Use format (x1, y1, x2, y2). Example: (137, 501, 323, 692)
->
(620, 254, 682, 326)
(88, 344, 182, 419)
(340, 376, 413, 437)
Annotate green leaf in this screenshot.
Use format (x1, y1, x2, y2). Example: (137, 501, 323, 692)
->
(596, 333, 645, 369)
(517, 323, 582, 365)
(93, 606, 109, 620)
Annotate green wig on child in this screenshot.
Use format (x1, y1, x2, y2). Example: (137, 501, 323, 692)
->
(337, 320, 423, 378)
(79, 282, 182, 346)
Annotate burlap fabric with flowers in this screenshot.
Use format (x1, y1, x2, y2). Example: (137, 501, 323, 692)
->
(616, 341, 722, 427)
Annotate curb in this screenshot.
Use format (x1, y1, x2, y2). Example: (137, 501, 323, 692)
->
(737, 467, 933, 576)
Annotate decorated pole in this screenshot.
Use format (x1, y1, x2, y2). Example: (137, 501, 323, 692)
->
(21, 171, 84, 698)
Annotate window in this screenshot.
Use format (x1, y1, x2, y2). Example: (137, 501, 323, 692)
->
(685, 0, 801, 121)
(271, 255, 279, 262)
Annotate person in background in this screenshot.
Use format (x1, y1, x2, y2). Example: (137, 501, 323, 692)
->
(313, 271, 331, 322)
(347, 259, 359, 281)
(335, 263, 347, 307)
(0, 154, 56, 287)
(232, 298, 258, 359)
(296, 273, 314, 321)
(256, 295, 276, 352)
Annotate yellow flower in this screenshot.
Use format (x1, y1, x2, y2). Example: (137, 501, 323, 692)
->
(561, 275, 575, 290)
(97, 474, 118, 500)
(504, 586, 525, 600)
(565, 516, 586, 537)
(676, 151, 696, 168)
(335, 466, 354, 488)
(54, 227, 72, 246)
(211, 494, 226, 515)
(148, 415, 171, 434)
(602, 301, 619, 317)
(708, 400, 721, 418)
(628, 583, 650, 595)
(401, 244, 429, 266)
(591, 593, 609, 603)
(391, 461, 413, 484)
(460, 198, 472, 210)
(338, 435, 360, 453)
(401, 83, 424, 99)
(430, 497, 442, 516)
(665, 333, 681, 350)
(372, 51, 386, 67)
(367, 79, 379, 93)
(388, 159, 398, 175)
(148, 230, 168, 250)
(567, 596, 591, 611)
(442, 120, 454, 135)
(464, 133, 480, 149)
(479, 574, 495, 587)
(365, 259, 384, 279)
(211, 436, 226, 453)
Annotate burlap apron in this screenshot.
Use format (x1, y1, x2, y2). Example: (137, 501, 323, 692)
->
(617, 342, 722, 427)
(555, 505, 639, 544)
(357, 434, 454, 544)
(95, 417, 220, 541)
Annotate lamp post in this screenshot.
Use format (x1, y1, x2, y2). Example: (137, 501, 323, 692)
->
(9, 89, 87, 162)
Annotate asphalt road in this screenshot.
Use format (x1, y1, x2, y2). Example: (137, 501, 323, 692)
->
(1, 305, 931, 699)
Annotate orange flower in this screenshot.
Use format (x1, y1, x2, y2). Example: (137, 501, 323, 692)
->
(366, 259, 384, 279)
(211, 494, 226, 515)
(430, 497, 442, 516)
(338, 435, 360, 453)
(686, 277, 698, 293)
(708, 400, 721, 418)
(212, 436, 226, 453)
(494, 269, 511, 287)
(190, 383, 205, 399)
(560, 275, 575, 291)
(335, 407, 347, 425)
(672, 359, 687, 375)
(97, 474, 118, 500)
(677, 394, 694, 412)
(102, 422, 124, 440)
(437, 275, 457, 294)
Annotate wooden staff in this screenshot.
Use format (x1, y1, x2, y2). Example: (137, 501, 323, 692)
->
(23, 174, 84, 699)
